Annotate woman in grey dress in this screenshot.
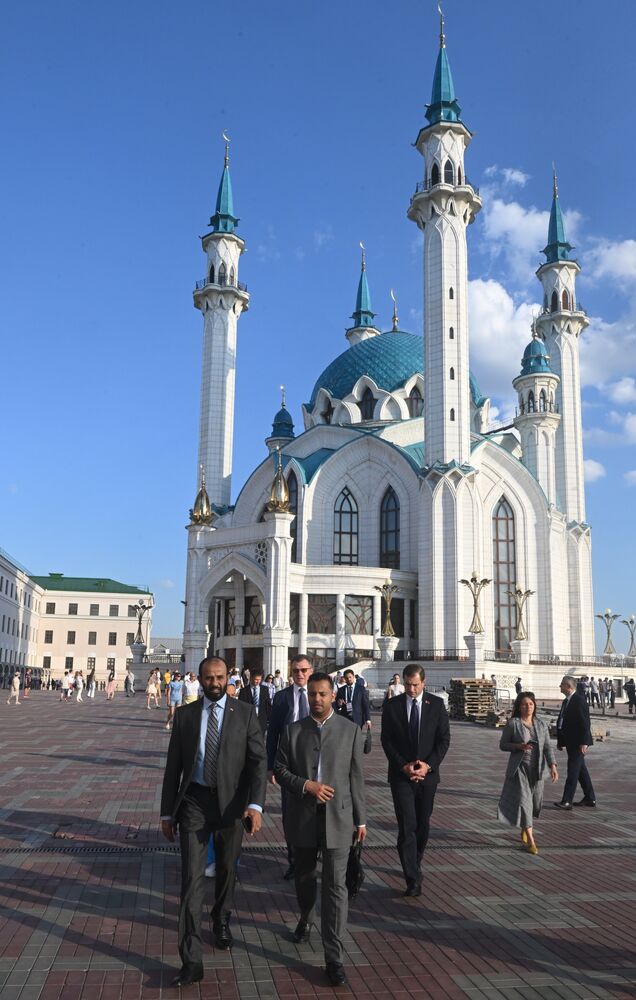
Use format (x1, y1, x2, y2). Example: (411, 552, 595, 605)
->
(497, 692, 558, 855)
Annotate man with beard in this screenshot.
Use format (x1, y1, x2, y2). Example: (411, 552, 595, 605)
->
(160, 656, 266, 986)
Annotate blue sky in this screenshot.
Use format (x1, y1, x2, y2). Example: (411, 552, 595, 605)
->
(2, 0, 635, 647)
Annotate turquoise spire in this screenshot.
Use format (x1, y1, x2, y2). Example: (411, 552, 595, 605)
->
(542, 169, 573, 263)
(520, 329, 554, 376)
(209, 136, 239, 233)
(425, 6, 462, 126)
(350, 244, 376, 328)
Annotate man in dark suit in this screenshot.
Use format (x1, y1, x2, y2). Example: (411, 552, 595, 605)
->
(336, 668, 371, 729)
(160, 656, 266, 985)
(554, 674, 596, 810)
(238, 664, 272, 734)
(266, 654, 313, 879)
(381, 663, 450, 896)
(274, 671, 366, 988)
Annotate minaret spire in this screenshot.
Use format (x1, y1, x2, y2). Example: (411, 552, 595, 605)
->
(543, 166, 572, 264)
(438, 2, 445, 47)
(426, 6, 461, 125)
(345, 243, 379, 344)
(210, 132, 239, 234)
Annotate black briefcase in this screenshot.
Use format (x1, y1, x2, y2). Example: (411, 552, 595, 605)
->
(345, 842, 365, 899)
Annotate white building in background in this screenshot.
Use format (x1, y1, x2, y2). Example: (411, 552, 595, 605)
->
(0, 547, 41, 682)
(29, 574, 153, 682)
(181, 16, 595, 693)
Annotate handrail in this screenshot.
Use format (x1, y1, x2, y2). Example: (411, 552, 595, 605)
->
(195, 278, 248, 293)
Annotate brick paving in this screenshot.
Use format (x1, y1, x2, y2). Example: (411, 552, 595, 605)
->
(0, 693, 635, 1000)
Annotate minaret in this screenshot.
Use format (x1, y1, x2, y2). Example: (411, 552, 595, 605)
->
(534, 171, 588, 523)
(407, 7, 481, 468)
(192, 136, 249, 509)
(265, 385, 295, 453)
(512, 328, 561, 505)
(345, 244, 381, 345)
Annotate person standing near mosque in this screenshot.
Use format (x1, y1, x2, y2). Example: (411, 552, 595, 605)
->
(7, 672, 20, 705)
(554, 674, 596, 810)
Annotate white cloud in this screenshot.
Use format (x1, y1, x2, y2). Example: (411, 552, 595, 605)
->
(585, 239, 636, 283)
(624, 470, 636, 486)
(624, 413, 636, 442)
(159, 578, 176, 589)
(484, 165, 530, 187)
(583, 459, 606, 482)
(608, 377, 636, 405)
(468, 278, 539, 401)
(579, 312, 636, 389)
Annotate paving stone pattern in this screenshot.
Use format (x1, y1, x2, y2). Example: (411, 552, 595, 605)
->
(0, 693, 635, 1000)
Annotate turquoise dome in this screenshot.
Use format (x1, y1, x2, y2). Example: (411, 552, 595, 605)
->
(271, 405, 295, 439)
(520, 337, 553, 376)
(308, 331, 486, 408)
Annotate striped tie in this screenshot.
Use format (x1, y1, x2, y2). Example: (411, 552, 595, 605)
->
(298, 688, 309, 720)
(203, 703, 220, 788)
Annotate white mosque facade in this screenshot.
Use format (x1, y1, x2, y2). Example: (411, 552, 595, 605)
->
(181, 23, 594, 689)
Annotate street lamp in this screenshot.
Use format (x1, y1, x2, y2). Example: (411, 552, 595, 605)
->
(132, 601, 153, 646)
(595, 608, 620, 656)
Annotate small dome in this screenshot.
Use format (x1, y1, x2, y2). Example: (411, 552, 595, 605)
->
(271, 405, 295, 439)
(520, 337, 553, 377)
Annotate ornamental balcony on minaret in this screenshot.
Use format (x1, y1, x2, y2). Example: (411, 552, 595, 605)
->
(407, 9, 481, 469)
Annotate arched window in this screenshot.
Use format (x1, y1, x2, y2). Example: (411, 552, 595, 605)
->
(450, 408, 455, 421)
(449, 326, 454, 340)
(229, 266, 236, 286)
(444, 159, 454, 184)
(457, 165, 463, 184)
(527, 391, 535, 413)
(550, 289, 558, 312)
(492, 497, 517, 652)
(539, 389, 547, 412)
(208, 264, 215, 284)
(561, 289, 569, 310)
(359, 387, 375, 420)
(218, 261, 227, 286)
(380, 486, 400, 569)
(448, 201, 456, 215)
(431, 162, 440, 186)
(407, 385, 423, 418)
(449, 287, 454, 300)
(287, 471, 298, 562)
(334, 488, 358, 565)
(449, 367, 455, 380)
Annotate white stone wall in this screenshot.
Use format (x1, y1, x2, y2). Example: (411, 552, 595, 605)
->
(0, 551, 41, 672)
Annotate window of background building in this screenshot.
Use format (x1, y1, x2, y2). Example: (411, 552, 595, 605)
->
(493, 496, 517, 652)
(88, 632, 97, 646)
(333, 488, 359, 565)
(126, 632, 134, 645)
(107, 657, 115, 669)
(244, 597, 262, 635)
(344, 596, 373, 635)
(44, 630, 53, 644)
(67, 631, 76, 645)
(381, 596, 405, 636)
(109, 605, 119, 617)
(46, 603, 55, 614)
(68, 603, 78, 615)
(289, 594, 300, 633)
(87, 657, 95, 669)
(90, 604, 99, 616)
(65, 657, 74, 670)
(43, 656, 51, 669)
(307, 595, 337, 634)
(128, 605, 136, 617)
(380, 486, 400, 569)
(108, 632, 117, 646)
(306, 647, 336, 671)
(1, 615, 4, 632)
(223, 599, 236, 636)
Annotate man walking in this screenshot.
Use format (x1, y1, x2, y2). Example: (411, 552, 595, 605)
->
(267, 654, 313, 879)
(336, 667, 371, 730)
(238, 665, 272, 735)
(554, 674, 596, 810)
(160, 656, 266, 985)
(274, 671, 366, 988)
(381, 664, 450, 897)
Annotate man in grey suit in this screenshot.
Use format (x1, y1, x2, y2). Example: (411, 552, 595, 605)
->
(160, 656, 266, 986)
(274, 671, 366, 988)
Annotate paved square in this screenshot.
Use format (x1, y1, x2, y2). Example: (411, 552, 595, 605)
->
(0, 694, 635, 1000)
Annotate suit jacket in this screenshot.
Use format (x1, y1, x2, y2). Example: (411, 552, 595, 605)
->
(557, 692, 593, 750)
(266, 685, 296, 770)
(160, 697, 267, 826)
(499, 716, 555, 779)
(238, 682, 272, 733)
(336, 679, 371, 727)
(274, 713, 366, 849)
(381, 691, 450, 785)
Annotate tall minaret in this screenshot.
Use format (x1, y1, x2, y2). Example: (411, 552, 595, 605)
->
(192, 137, 249, 509)
(512, 327, 561, 505)
(534, 172, 588, 523)
(345, 244, 381, 345)
(407, 8, 481, 468)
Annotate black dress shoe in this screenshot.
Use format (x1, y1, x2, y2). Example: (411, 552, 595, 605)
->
(171, 965, 203, 987)
(212, 920, 233, 950)
(403, 883, 422, 897)
(283, 864, 295, 880)
(553, 801, 572, 810)
(292, 919, 311, 944)
(325, 963, 347, 986)
(573, 798, 597, 807)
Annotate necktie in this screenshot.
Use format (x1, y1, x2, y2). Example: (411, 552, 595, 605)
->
(253, 686, 259, 708)
(409, 698, 419, 752)
(347, 685, 353, 704)
(203, 703, 220, 787)
(298, 688, 309, 720)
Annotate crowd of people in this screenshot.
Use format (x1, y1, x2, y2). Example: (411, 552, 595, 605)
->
(158, 654, 599, 989)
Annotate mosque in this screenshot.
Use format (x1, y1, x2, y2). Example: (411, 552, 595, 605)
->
(181, 15, 594, 689)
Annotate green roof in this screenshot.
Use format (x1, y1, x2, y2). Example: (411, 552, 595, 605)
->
(30, 574, 149, 595)
(543, 188, 572, 264)
(425, 43, 462, 126)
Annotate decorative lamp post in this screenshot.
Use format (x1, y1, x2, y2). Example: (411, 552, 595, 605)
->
(507, 586, 535, 642)
(132, 601, 153, 646)
(596, 609, 620, 656)
(460, 572, 491, 635)
(373, 581, 400, 662)
(622, 614, 636, 658)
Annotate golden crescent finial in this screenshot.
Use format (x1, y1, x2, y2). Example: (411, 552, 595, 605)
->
(359, 241, 366, 271)
(437, 2, 445, 47)
(222, 131, 230, 167)
(390, 289, 398, 331)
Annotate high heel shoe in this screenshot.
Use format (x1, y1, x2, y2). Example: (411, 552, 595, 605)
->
(527, 841, 538, 855)
(520, 830, 528, 845)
